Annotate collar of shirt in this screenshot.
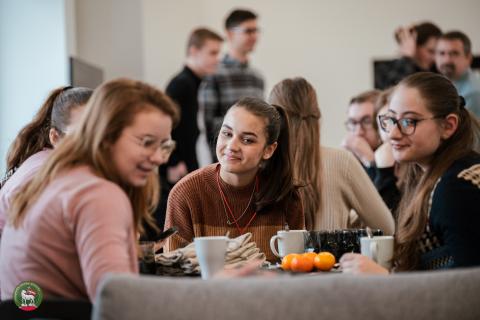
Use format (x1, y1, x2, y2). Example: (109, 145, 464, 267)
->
(222, 54, 249, 69)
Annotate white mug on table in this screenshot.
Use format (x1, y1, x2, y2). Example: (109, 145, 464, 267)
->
(194, 236, 232, 279)
(270, 230, 307, 258)
(360, 236, 394, 269)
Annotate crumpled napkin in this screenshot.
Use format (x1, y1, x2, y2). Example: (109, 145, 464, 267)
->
(155, 232, 266, 276)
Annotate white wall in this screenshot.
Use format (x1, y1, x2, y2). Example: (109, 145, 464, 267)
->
(0, 0, 69, 173)
(75, 0, 144, 80)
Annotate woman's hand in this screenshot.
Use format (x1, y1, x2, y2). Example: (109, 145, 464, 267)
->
(154, 239, 167, 253)
(340, 253, 389, 275)
(167, 161, 188, 184)
(214, 259, 275, 278)
(396, 26, 417, 58)
(374, 142, 395, 168)
(342, 134, 375, 166)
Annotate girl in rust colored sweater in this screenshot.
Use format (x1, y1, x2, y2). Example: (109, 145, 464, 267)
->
(165, 97, 304, 262)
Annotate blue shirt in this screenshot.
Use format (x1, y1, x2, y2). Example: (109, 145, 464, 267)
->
(453, 69, 480, 118)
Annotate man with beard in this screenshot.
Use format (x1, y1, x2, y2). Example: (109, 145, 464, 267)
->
(436, 31, 480, 117)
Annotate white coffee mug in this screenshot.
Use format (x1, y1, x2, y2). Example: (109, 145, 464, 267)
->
(194, 236, 230, 280)
(270, 230, 307, 258)
(360, 236, 394, 269)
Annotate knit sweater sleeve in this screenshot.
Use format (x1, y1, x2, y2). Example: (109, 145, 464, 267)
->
(164, 177, 196, 251)
(343, 151, 395, 235)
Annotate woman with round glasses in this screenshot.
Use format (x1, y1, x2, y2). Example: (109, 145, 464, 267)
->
(341, 72, 480, 273)
(0, 79, 179, 301)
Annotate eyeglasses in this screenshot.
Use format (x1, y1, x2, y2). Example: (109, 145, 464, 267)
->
(345, 117, 374, 131)
(231, 27, 260, 35)
(378, 115, 442, 136)
(134, 135, 176, 158)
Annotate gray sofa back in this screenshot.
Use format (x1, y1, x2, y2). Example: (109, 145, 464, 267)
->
(92, 267, 480, 320)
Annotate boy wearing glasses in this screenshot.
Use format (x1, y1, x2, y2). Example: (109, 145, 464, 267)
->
(198, 8, 264, 162)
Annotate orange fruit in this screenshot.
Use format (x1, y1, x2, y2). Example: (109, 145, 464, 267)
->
(280, 254, 299, 271)
(314, 251, 336, 271)
(291, 254, 314, 273)
(303, 252, 317, 264)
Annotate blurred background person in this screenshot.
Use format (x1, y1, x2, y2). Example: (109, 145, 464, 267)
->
(342, 90, 382, 180)
(375, 21, 442, 90)
(150, 28, 223, 237)
(199, 8, 264, 162)
(435, 31, 480, 118)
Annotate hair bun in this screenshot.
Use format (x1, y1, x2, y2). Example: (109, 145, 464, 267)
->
(459, 96, 466, 108)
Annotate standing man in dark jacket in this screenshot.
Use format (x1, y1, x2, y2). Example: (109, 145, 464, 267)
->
(153, 28, 223, 232)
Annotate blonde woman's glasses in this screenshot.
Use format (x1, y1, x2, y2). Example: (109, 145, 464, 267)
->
(134, 136, 176, 158)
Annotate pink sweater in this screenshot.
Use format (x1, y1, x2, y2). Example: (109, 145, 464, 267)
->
(0, 149, 52, 234)
(0, 165, 138, 301)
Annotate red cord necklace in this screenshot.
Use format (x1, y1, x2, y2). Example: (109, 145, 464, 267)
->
(216, 166, 259, 235)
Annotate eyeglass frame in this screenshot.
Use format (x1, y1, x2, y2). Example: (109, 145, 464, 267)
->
(231, 26, 260, 35)
(377, 114, 443, 136)
(132, 135, 176, 158)
(344, 116, 375, 131)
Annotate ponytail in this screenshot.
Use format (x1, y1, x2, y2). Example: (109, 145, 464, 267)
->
(5, 87, 63, 172)
(256, 105, 297, 211)
(5, 86, 93, 175)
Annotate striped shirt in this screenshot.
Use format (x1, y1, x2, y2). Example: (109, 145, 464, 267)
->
(198, 55, 264, 160)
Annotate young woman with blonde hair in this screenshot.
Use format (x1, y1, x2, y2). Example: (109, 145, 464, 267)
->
(0, 79, 178, 301)
(341, 72, 480, 273)
(269, 77, 394, 233)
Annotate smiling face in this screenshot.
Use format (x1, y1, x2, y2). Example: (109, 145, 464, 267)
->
(111, 107, 173, 187)
(216, 106, 277, 185)
(387, 86, 445, 168)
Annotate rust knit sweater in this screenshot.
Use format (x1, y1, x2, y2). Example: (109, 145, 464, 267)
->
(164, 164, 305, 262)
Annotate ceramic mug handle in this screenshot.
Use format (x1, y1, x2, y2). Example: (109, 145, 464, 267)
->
(270, 235, 281, 258)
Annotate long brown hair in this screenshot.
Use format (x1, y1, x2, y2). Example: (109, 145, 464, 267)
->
(6, 86, 93, 173)
(394, 72, 480, 270)
(228, 97, 297, 213)
(269, 77, 321, 230)
(9, 79, 179, 236)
